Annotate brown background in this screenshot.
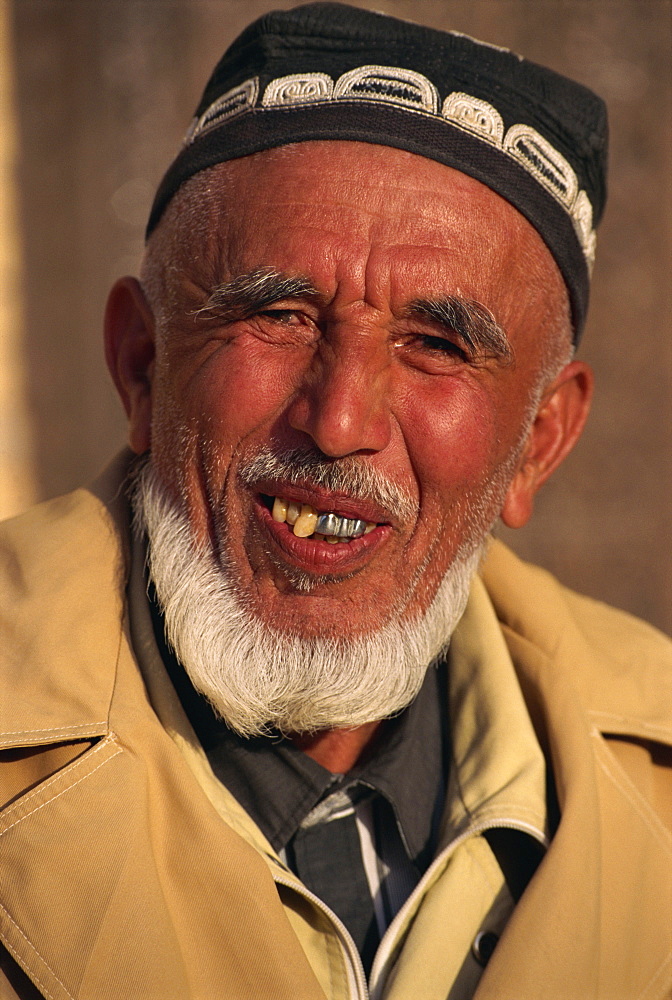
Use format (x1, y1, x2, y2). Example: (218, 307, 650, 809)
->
(5, 0, 671, 634)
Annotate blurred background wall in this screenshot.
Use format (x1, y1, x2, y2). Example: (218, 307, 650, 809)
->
(1, 0, 670, 634)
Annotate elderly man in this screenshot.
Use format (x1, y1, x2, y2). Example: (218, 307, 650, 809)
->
(1, 5, 671, 1000)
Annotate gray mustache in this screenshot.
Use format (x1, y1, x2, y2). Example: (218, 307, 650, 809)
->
(239, 446, 418, 523)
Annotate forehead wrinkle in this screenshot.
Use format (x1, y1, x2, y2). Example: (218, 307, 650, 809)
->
(408, 296, 513, 364)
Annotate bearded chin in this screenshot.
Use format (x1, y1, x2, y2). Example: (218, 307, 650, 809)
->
(131, 458, 488, 738)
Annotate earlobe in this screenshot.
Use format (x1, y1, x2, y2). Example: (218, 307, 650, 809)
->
(501, 360, 594, 529)
(104, 277, 156, 455)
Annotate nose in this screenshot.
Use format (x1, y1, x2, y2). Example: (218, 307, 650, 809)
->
(286, 330, 393, 458)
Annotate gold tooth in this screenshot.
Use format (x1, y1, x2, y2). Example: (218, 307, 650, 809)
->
(293, 504, 318, 537)
(286, 501, 301, 525)
(272, 497, 288, 523)
(364, 522, 376, 534)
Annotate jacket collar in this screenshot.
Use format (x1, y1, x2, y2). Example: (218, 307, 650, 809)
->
(481, 538, 672, 748)
(0, 452, 135, 749)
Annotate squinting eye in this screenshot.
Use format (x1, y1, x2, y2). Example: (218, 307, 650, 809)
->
(417, 334, 468, 359)
(246, 308, 320, 346)
(257, 309, 304, 324)
(392, 332, 473, 375)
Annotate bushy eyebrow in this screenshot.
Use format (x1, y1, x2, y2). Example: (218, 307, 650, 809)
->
(195, 266, 322, 321)
(407, 296, 513, 364)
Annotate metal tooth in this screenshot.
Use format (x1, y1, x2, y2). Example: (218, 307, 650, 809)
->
(315, 513, 369, 538)
(347, 519, 367, 538)
(315, 513, 341, 536)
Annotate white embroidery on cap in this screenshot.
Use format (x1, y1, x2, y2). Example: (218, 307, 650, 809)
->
(185, 78, 259, 144)
(184, 69, 596, 267)
(504, 124, 579, 208)
(333, 65, 439, 114)
(572, 190, 596, 272)
(442, 93, 504, 144)
(262, 73, 334, 107)
(504, 123, 595, 266)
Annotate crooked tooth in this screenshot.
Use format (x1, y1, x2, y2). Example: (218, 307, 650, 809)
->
(293, 504, 318, 537)
(286, 501, 301, 525)
(272, 497, 288, 523)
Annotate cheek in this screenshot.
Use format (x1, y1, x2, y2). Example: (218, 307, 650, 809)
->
(159, 340, 306, 464)
(399, 377, 501, 501)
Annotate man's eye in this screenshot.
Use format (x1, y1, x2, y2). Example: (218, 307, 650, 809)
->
(416, 334, 469, 360)
(393, 332, 475, 374)
(245, 308, 319, 346)
(256, 309, 303, 324)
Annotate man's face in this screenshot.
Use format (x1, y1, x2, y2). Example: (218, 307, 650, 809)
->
(141, 142, 564, 641)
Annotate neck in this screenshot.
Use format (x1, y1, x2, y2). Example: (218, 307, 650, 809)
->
(290, 720, 383, 773)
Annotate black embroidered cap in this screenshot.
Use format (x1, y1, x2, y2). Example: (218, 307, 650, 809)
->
(147, 2, 608, 341)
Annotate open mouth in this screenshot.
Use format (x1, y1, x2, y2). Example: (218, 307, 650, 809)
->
(262, 494, 379, 543)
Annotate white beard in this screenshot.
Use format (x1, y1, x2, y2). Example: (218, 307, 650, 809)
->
(132, 457, 496, 738)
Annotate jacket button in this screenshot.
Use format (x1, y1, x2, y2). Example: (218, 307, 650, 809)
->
(472, 931, 499, 967)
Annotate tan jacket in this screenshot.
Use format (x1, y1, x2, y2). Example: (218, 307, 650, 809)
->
(1, 455, 671, 1000)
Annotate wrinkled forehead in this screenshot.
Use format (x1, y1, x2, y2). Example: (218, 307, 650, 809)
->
(158, 141, 557, 291)
(149, 141, 564, 326)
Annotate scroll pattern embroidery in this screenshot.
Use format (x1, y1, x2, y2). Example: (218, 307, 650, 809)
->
(185, 65, 596, 267)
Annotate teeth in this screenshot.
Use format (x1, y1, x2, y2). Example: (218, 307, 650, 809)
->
(269, 495, 379, 539)
(293, 504, 318, 537)
(286, 501, 301, 525)
(272, 497, 288, 523)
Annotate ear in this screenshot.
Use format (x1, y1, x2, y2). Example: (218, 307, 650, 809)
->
(104, 277, 156, 455)
(501, 360, 594, 529)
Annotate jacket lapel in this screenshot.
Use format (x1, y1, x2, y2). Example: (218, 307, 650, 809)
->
(0, 640, 328, 1000)
(0, 485, 124, 749)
